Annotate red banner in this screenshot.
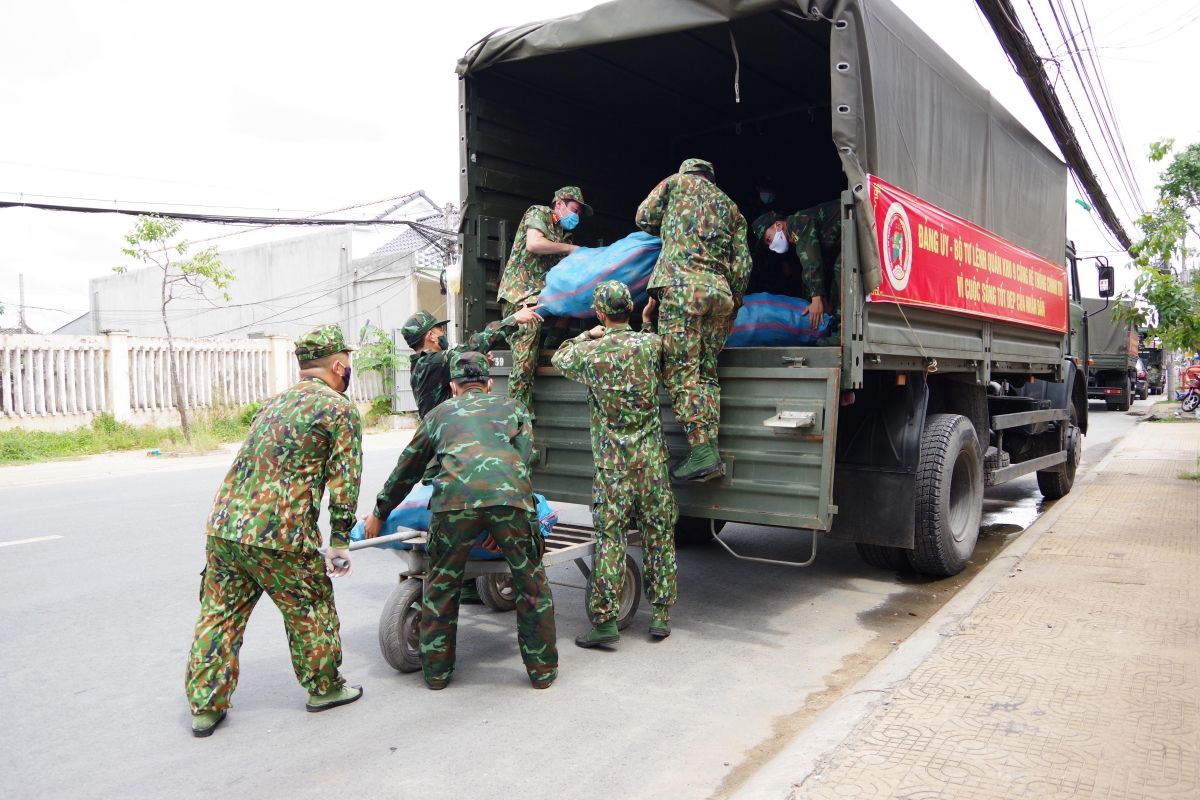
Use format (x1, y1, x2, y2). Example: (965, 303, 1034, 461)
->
(867, 175, 1068, 334)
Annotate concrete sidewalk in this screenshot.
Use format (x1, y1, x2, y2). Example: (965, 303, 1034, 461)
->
(736, 417, 1199, 800)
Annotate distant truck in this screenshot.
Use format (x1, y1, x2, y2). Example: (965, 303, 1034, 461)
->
(1139, 334, 1165, 396)
(1083, 299, 1138, 410)
(453, 0, 1101, 578)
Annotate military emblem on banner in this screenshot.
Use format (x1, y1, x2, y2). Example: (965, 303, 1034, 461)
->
(882, 201, 913, 291)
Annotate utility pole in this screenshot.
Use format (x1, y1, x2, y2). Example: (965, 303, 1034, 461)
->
(18, 273, 31, 333)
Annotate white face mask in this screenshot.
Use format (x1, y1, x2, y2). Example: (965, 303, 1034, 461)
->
(769, 229, 790, 254)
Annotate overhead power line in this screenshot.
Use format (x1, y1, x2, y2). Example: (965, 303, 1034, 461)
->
(0, 199, 456, 236)
(975, 0, 1133, 252)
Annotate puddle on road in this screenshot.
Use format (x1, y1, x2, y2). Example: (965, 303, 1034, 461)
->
(713, 491, 1045, 800)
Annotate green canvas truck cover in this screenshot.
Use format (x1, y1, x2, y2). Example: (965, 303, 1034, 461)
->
(458, 0, 1070, 294)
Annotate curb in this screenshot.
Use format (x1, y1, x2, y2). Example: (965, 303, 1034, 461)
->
(729, 422, 1138, 800)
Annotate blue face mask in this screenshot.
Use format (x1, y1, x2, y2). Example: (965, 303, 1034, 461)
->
(559, 211, 580, 231)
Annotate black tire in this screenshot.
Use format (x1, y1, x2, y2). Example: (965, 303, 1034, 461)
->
(856, 543, 912, 571)
(1114, 377, 1131, 411)
(909, 414, 983, 578)
(674, 515, 725, 547)
(476, 573, 518, 612)
(1183, 391, 1200, 413)
(378, 578, 423, 673)
(585, 553, 642, 630)
(1036, 406, 1081, 500)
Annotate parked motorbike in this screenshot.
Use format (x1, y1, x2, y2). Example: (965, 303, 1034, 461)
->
(1180, 368, 1200, 412)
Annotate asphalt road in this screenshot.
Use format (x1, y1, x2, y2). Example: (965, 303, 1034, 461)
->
(0, 399, 1148, 800)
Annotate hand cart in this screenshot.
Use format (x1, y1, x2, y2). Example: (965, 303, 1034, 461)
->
(349, 523, 643, 672)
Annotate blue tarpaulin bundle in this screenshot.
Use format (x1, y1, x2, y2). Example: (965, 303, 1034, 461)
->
(349, 484, 558, 560)
(725, 292, 832, 347)
(538, 231, 661, 318)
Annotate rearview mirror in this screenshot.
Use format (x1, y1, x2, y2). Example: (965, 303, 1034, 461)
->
(1097, 263, 1115, 298)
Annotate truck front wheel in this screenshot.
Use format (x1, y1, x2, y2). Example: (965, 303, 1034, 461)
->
(910, 414, 982, 577)
(1036, 407, 1080, 500)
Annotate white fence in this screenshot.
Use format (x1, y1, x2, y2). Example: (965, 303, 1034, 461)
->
(1, 332, 387, 431)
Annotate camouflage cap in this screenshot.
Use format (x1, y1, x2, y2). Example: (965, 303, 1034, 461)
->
(401, 309, 449, 349)
(679, 158, 715, 178)
(295, 324, 353, 362)
(553, 185, 593, 216)
(593, 280, 633, 316)
(450, 350, 490, 382)
(751, 210, 785, 245)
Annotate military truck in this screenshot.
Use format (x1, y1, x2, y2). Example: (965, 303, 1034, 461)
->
(1083, 299, 1138, 411)
(1139, 334, 1165, 396)
(452, 0, 1102, 577)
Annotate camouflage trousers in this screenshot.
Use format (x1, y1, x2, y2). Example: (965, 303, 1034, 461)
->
(185, 537, 344, 713)
(590, 464, 679, 624)
(502, 300, 543, 414)
(658, 284, 735, 446)
(423, 506, 558, 684)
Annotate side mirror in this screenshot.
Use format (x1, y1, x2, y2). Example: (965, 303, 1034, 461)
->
(1097, 263, 1115, 298)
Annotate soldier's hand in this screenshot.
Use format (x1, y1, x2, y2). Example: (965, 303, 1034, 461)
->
(324, 547, 353, 578)
(806, 296, 825, 323)
(514, 304, 545, 325)
(362, 514, 383, 540)
(587, 325, 605, 339)
(642, 296, 658, 330)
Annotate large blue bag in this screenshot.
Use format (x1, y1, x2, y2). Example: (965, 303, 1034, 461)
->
(348, 484, 558, 560)
(538, 231, 661, 318)
(725, 292, 832, 347)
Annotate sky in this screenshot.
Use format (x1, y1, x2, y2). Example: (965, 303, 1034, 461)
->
(2, 0, 1198, 333)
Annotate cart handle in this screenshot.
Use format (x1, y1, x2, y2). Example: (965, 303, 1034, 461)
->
(347, 529, 425, 551)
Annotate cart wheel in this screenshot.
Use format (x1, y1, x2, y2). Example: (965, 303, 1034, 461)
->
(476, 573, 518, 612)
(583, 552, 643, 630)
(615, 553, 642, 630)
(378, 578, 423, 673)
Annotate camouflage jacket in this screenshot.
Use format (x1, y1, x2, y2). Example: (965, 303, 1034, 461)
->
(635, 173, 753, 306)
(373, 389, 535, 518)
(786, 200, 841, 300)
(497, 205, 572, 306)
(410, 313, 520, 419)
(551, 324, 669, 471)
(207, 377, 363, 551)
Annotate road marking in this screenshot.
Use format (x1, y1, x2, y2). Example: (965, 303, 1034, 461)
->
(0, 535, 63, 548)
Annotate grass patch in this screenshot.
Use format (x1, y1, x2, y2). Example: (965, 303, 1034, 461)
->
(1181, 459, 1200, 481)
(0, 407, 253, 464)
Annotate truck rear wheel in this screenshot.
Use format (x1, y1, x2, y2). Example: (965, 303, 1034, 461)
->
(856, 543, 912, 572)
(1036, 407, 1080, 500)
(910, 414, 982, 577)
(1111, 377, 1131, 411)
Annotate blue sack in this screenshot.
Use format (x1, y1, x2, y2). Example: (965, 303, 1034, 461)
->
(539, 231, 661, 318)
(725, 292, 832, 347)
(349, 484, 558, 560)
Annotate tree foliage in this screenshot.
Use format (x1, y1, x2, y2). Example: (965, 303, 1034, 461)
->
(117, 216, 235, 301)
(116, 215, 236, 442)
(1122, 139, 1200, 353)
(355, 322, 404, 417)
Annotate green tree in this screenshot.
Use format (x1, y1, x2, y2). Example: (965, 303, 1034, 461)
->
(1121, 140, 1200, 353)
(116, 216, 235, 443)
(354, 322, 405, 418)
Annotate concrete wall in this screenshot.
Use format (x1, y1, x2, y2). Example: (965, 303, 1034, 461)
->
(86, 228, 448, 345)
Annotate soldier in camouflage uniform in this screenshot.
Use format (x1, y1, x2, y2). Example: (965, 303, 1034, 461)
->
(497, 186, 591, 414)
(363, 351, 557, 689)
(185, 324, 364, 737)
(552, 281, 679, 646)
(751, 200, 842, 344)
(636, 158, 752, 482)
(401, 306, 544, 419)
